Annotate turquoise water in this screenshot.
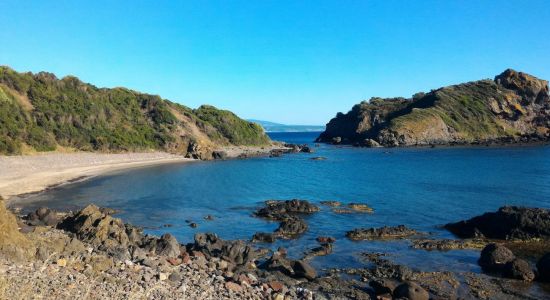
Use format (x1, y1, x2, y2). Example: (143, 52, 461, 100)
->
(18, 132, 550, 273)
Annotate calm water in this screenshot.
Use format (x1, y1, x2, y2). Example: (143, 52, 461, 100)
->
(17, 132, 550, 274)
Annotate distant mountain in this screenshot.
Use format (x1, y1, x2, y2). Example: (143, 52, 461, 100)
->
(317, 69, 550, 147)
(0, 66, 270, 158)
(248, 119, 325, 132)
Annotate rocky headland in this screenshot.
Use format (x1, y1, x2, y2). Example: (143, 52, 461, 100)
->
(316, 69, 550, 147)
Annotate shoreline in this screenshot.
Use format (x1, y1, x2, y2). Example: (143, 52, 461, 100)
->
(0, 152, 195, 207)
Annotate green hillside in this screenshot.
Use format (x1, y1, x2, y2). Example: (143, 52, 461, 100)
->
(0, 66, 270, 157)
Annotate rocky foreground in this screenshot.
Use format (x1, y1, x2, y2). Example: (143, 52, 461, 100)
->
(1, 199, 550, 299)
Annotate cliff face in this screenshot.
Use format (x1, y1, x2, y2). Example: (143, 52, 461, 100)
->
(0, 66, 270, 158)
(317, 69, 550, 146)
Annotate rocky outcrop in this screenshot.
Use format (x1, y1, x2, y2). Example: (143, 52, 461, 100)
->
(255, 199, 320, 220)
(478, 243, 536, 282)
(346, 225, 419, 241)
(317, 69, 550, 147)
(444, 206, 550, 240)
(538, 253, 550, 282)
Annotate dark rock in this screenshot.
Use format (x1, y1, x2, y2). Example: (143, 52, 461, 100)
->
(260, 250, 294, 275)
(292, 260, 317, 280)
(300, 145, 313, 153)
(255, 199, 319, 220)
(212, 150, 228, 160)
(369, 278, 400, 295)
(191, 233, 258, 266)
(503, 258, 535, 281)
(303, 243, 332, 260)
(393, 282, 429, 300)
(536, 253, 550, 282)
(316, 236, 336, 244)
(26, 207, 59, 226)
(57, 204, 141, 249)
(189, 223, 198, 228)
(274, 216, 308, 239)
(309, 156, 326, 160)
(346, 225, 418, 241)
(478, 243, 515, 272)
(155, 233, 181, 258)
(411, 239, 486, 251)
(204, 215, 214, 221)
(445, 206, 550, 240)
(251, 232, 276, 243)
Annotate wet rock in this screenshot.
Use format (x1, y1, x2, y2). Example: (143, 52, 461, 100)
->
(347, 203, 374, 213)
(155, 233, 181, 258)
(503, 258, 535, 281)
(369, 278, 399, 295)
(292, 260, 317, 280)
(320, 201, 341, 207)
(204, 215, 214, 221)
(331, 208, 355, 214)
(536, 253, 550, 282)
(478, 243, 515, 272)
(411, 239, 486, 251)
(309, 156, 326, 160)
(346, 225, 418, 241)
(251, 232, 276, 243)
(26, 207, 60, 226)
(304, 243, 332, 260)
(189, 223, 198, 228)
(274, 217, 308, 239)
(445, 206, 550, 240)
(316, 236, 336, 244)
(255, 199, 320, 221)
(393, 282, 429, 300)
(300, 145, 313, 153)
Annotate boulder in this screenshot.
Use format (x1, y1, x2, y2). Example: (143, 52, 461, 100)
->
(251, 232, 276, 243)
(445, 206, 550, 240)
(503, 258, 535, 281)
(26, 207, 59, 226)
(274, 217, 308, 239)
(393, 282, 429, 300)
(369, 278, 400, 295)
(478, 243, 515, 272)
(346, 225, 418, 241)
(364, 139, 382, 148)
(536, 253, 550, 282)
(292, 260, 317, 280)
(155, 233, 181, 258)
(191, 233, 258, 266)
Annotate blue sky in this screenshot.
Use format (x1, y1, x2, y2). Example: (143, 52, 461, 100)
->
(1, 1, 549, 125)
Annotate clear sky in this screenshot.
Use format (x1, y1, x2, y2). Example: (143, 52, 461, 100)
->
(1, 1, 549, 125)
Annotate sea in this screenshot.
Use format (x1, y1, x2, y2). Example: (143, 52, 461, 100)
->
(17, 132, 550, 274)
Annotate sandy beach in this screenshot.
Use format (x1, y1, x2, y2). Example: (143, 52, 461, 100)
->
(0, 152, 193, 205)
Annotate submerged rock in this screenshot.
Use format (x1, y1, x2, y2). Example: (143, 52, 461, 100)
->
(346, 225, 418, 241)
(445, 206, 550, 240)
(347, 203, 374, 213)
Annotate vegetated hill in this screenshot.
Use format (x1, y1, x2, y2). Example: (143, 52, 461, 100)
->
(248, 119, 325, 132)
(317, 69, 550, 147)
(0, 66, 270, 158)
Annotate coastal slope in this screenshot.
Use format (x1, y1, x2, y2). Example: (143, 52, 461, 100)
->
(0, 66, 270, 159)
(317, 69, 550, 146)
